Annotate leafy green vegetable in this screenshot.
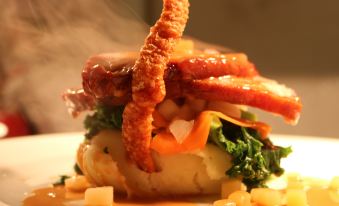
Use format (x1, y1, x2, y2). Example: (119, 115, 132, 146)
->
(208, 115, 292, 189)
(74, 163, 83, 175)
(241, 110, 257, 121)
(262, 146, 292, 176)
(53, 175, 70, 186)
(83, 103, 291, 190)
(84, 104, 124, 139)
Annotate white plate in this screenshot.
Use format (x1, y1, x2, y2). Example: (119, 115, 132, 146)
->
(0, 133, 338, 206)
(0, 133, 83, 206)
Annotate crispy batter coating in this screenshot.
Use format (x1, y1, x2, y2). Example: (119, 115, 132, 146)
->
(122, 0, 190, 172)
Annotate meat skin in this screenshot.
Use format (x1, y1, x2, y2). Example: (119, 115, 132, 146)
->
(183, 76, 302, 124)
(82, 52, 258, 99)
(64, 75, 302, 124)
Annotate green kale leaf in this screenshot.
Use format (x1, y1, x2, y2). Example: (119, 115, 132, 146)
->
(84, 104, 124, 139)
(241, 110, 258, 121)
(208, 115, 291, 189)
(53, 175, 70, 186)
(74, 163, 83, 175)
(262, 145, 292, 176)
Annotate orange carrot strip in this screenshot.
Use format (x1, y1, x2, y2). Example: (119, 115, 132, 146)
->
(150, 111, 271, 155)
(151, 111, 211, 155)
(205, 111, 271, 138)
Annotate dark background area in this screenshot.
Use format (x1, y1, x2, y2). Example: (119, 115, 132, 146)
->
(144, 0, 339, 77)
(1, 0, 338, 138)
(139, 0, 339, 137)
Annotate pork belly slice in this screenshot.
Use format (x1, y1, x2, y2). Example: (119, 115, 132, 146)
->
(64, 75, 301, 124)
(82, 53, 258, 99)
(183, 76, 302, 124)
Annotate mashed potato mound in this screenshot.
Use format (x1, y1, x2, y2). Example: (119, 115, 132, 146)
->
(77, 130, 233, 197)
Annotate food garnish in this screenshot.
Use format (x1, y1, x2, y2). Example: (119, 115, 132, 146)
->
(53, 175, 71, 186)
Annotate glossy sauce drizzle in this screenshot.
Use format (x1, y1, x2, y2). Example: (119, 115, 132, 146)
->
(23, 186, 204, 206)
(23, 187, 73, 206)
(23, 182, 339, 206)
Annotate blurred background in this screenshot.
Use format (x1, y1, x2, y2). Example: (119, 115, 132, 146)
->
(0, 0, 338, 138)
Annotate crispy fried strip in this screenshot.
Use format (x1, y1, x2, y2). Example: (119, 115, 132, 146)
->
(122, 0, 189, 172)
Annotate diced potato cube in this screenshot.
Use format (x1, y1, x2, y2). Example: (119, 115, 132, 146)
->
(169, 119, 194, 144)
(286, 173, 304, 189)
(213, 199, 236, 206)
(307, 188, 338, 205)
(221, 179, 246, 199)
(287, 173, 302, 182)
(286, 189, 308, 206)
(157, 100, 180, 121)
(176, 104, 196, 120)
(84, 186, 113, 206)
(287, 181, 304, 190)
(65, 175, 91, 192)
(329, 176, 339, 191)
(304, 177, 328, 188)
(250, 188, 283, 206)
(329, 190, 339, 203)
(228, 191, 251, 206)
(187, 98, 206, 113)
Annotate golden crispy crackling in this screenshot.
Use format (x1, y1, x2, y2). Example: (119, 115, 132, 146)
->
(122, 0, 190, 172)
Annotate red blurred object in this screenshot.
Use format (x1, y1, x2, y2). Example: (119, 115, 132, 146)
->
(0, 111, 31, 138)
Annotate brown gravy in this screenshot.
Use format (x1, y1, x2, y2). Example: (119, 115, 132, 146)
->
(23, 186, 205, 206)
(23, 185, 339, 206)
(23, 187, 84, 206)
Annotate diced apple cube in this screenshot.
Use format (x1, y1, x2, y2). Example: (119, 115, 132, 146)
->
(169, 119, 194, 144)
(228, 191, 251, 206)
(329, 190, 339, 203)
(329, 176, 339, 191)
(84, 186, 113, 206)
(176, 104, 196, 120)
(286, 189, 308, 206)
(286, 173, 303, 188)
(157, 99, 180, 121)
(65, 175, 91, 192)
(251, 188, 283, 206)
(221, 179, 246, 199)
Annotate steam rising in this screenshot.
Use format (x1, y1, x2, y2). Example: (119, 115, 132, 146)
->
(0, 0, 148, 133)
